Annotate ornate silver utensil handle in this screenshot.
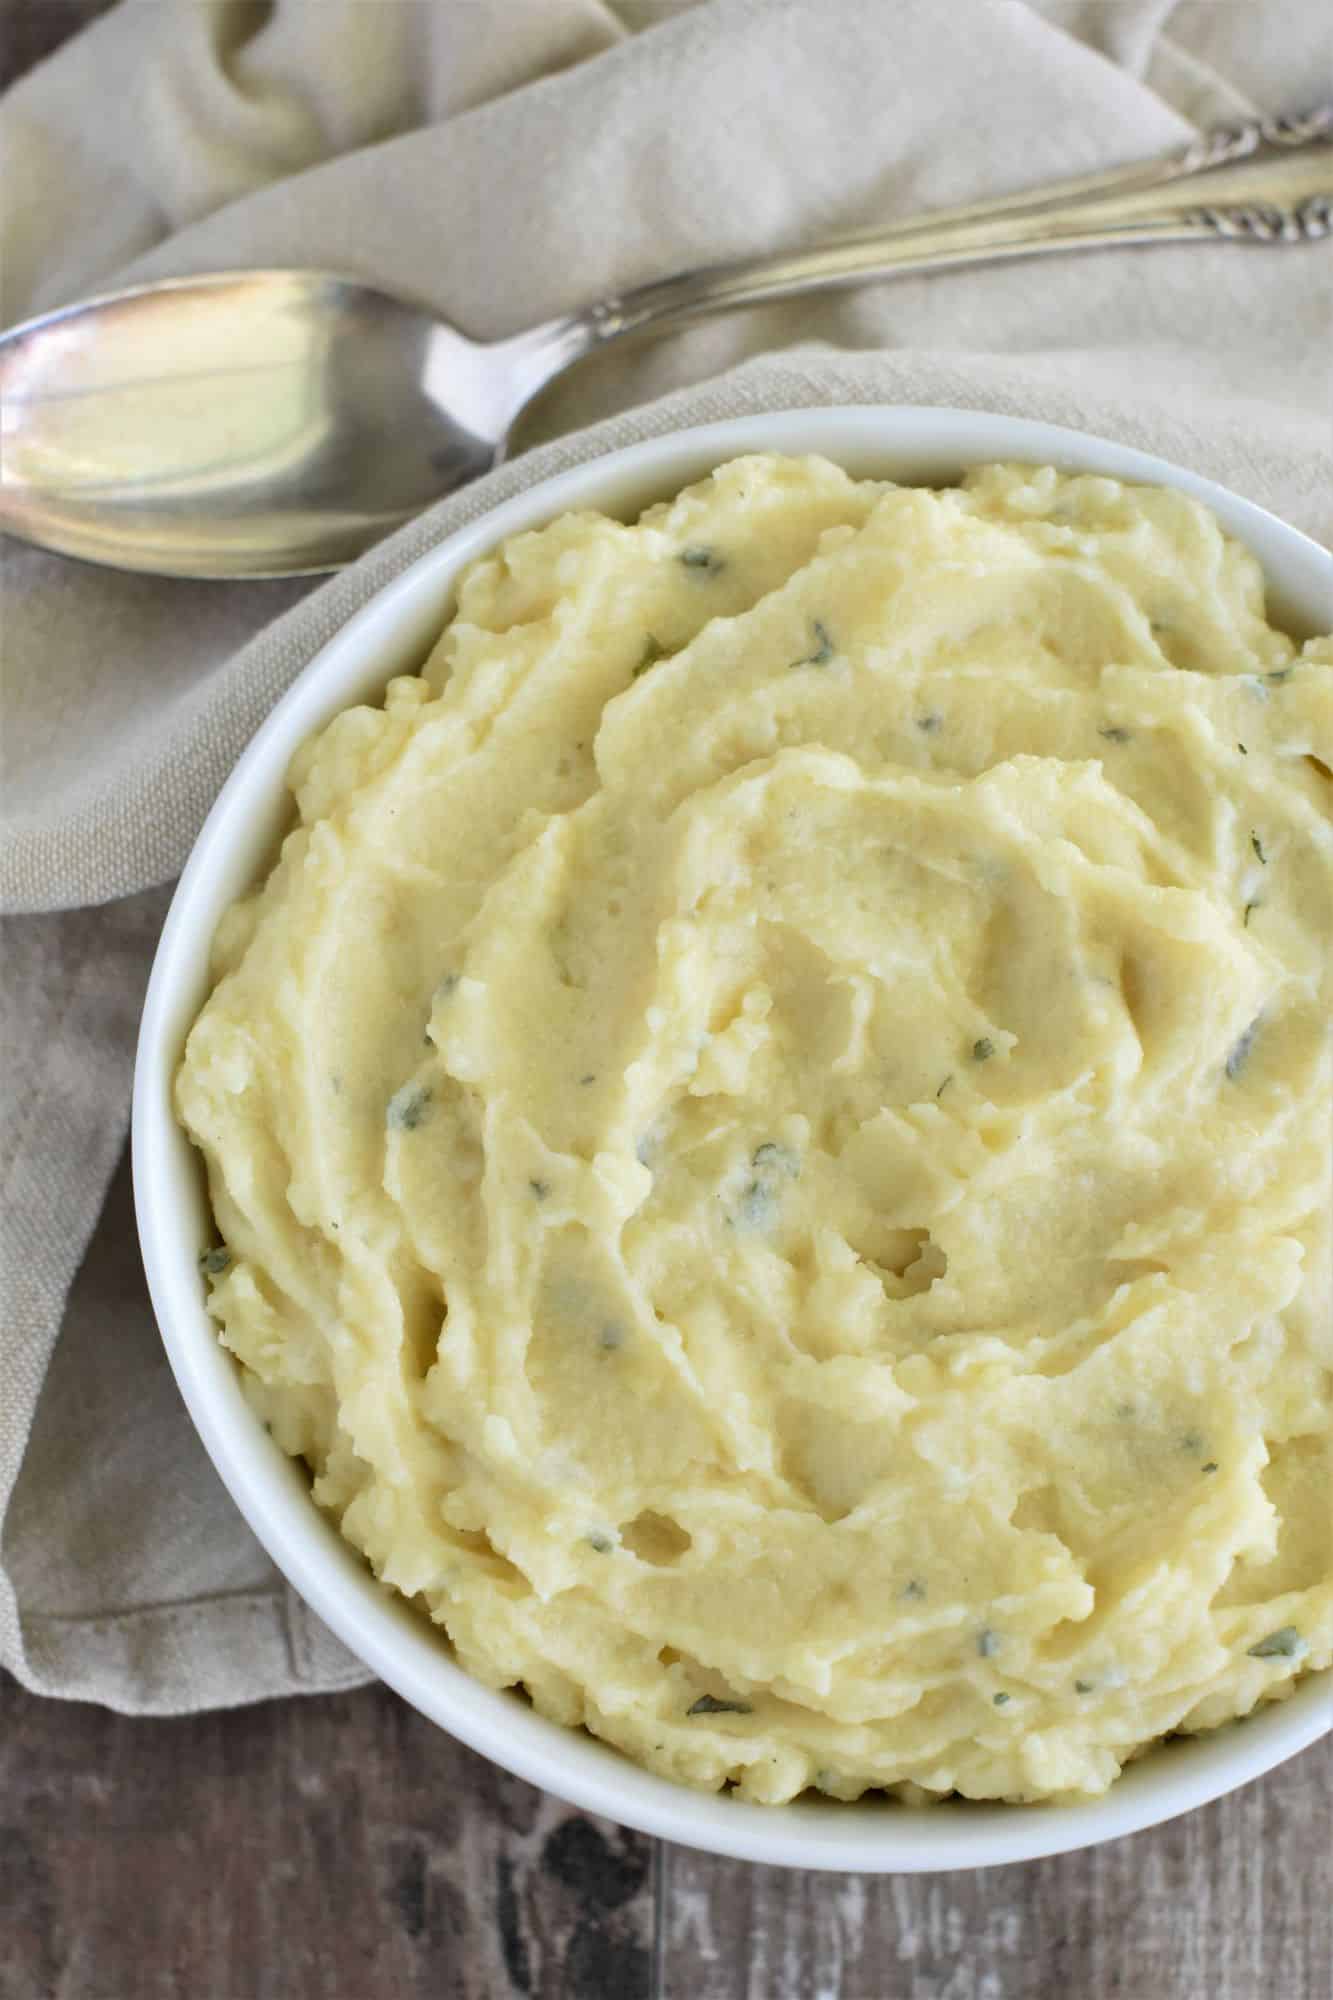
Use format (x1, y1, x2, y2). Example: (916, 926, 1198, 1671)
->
(580, 108, 1332, 344)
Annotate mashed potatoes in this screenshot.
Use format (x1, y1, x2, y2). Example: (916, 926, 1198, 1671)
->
(178, 455, 1333, 1804)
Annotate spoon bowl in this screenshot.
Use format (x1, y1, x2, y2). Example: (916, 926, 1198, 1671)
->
(0, 271, 534, 576)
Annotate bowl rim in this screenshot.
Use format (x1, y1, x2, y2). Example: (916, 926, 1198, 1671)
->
(133, 404, 1332, 1872)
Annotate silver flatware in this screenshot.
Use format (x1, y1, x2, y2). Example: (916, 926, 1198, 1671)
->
(1, 108, 1328, 579)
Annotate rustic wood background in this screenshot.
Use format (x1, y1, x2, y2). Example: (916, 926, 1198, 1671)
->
(3, 1671, 1332, 2000)
(2, 5, 1330, 1995)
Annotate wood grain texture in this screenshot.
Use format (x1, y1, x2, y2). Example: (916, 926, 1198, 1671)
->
(0, 1674, 656, 2000)
(662, 1737, 1333, 2000)
(4, 1664, 1330, 1999)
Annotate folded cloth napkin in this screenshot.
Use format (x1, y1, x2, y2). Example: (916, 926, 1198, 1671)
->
(2, 0, 1330, 1715)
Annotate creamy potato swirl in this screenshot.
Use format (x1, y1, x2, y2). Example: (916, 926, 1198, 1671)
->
(179, 456, 1333, 1802)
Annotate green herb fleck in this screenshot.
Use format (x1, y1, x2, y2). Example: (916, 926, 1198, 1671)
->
(791, 619, 835, 669)
(935, 1074, 953, 1100)
(687, 1694, 752, 1716)
(198, 1247, 232, 1277)
(579, 1073, 596, 1086)
(585, 1531, 614, 1554)
(1251, 832, 1267, 865)
(972, 1037, 995, 1063)
(387, 1084, 432, 1131)
(736, 1179, 777, 1231)
(1074, 1679, 1095, 1694)
(1266, 666, 1293, 686)
(992, 1692, 1011, 1707)
(1243, 900, 1261, 927)
(529, 1178, 551, 1200)
(634, 634, 667, 678)
(976, 1628, 1001, 1659)
(1225, 1013, 1262, 1081)
(901, 1579, 927, 1601)
(916, 712, 942, 734)
(1099, 725, 1132, 744)
(1238, 742, 1248, 755)
(680, 545, 724, 575)
(1247, 1626, 1305, 1660)
(1202, 1462, 1219, 1475)
(435, 972, 459, 997)
(735, 1140, 800, 1231)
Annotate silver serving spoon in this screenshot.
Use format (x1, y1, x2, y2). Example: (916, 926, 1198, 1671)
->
(1, 109, 1328, 580)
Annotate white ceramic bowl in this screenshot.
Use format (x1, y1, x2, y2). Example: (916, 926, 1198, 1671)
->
(134, 407, 1332, 1871)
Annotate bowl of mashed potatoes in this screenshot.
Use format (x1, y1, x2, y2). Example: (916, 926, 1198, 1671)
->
(134, 407, 1332, 1871)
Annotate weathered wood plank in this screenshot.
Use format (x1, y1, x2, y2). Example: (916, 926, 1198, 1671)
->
(0, 1674, 656, 2000)
(660, 1735, 1333, 1999)
(5, 1656, 1328, 1999)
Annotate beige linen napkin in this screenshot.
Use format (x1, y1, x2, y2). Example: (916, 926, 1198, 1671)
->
(2, 0, 1330, 1714)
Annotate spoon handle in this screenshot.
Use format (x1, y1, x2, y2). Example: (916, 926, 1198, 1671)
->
(570, 107, 1332, 347)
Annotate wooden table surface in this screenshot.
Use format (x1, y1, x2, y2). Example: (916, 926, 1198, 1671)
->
(3, 1674, 1331, 2000)
(3, 5, 1330, 1995)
